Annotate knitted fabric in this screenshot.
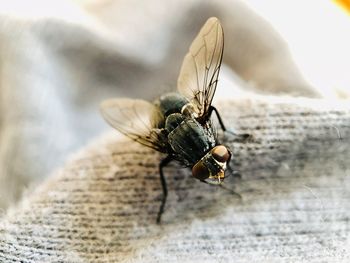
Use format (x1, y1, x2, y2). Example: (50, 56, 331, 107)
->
(1, 96, 349, 262)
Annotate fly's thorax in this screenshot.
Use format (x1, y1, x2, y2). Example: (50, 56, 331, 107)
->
(192, 145, 232, 184)
(165, 113, 186, 132)
(167, 118, 216, 165)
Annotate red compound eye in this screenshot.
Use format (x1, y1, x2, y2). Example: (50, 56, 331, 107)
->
(211, 145, 231, 163)
(192, 161, 210, 180)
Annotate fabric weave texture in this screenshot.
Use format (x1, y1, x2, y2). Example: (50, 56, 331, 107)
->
(1, 97, 350, 262)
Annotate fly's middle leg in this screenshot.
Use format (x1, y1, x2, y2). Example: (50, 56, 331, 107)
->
(209, 106, 252, 143)
(208, 106, 227, 131)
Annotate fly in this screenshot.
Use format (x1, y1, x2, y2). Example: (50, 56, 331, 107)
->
(100, 17, 248, 223)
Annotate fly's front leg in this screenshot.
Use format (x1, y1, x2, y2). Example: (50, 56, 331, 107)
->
(226, 162, 241, 179)
(209, 106, 251, 143)
(157, 155, 173, 224)
(200, 180, 242, 200)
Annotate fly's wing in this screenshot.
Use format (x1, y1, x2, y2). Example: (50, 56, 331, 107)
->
(100, 98, 168, 152)
(177, 17, 224, 118)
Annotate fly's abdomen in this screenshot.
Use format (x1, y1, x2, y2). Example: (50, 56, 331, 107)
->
(168, 118, 216, 165)
(154, 93, 188, 118)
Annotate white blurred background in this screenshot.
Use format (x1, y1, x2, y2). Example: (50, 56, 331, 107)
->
(248, 0, 350, 99)
(1, 0, 350, 97)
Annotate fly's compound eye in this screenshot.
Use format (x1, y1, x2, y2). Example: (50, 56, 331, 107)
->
(211, 145, 231, 163)
(192, 161, 210, 180)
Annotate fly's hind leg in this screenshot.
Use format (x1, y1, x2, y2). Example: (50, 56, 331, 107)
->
(157, 155, 173, 224)
(209, 106, 252, 143)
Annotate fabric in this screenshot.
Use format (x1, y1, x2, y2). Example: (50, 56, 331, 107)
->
(1, 96, 350, 262)
(1, 0, 349, 262)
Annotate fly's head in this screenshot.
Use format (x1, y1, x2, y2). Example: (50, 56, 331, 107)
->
(191, 145, 232, 185)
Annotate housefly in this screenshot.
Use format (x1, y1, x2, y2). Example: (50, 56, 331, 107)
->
(101, 17, 248, 223)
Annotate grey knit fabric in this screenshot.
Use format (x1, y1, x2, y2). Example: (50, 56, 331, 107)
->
(1, 96, 349, 262)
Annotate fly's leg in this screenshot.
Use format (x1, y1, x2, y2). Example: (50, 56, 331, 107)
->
(218, 184, 242, 199)
(157, 155, 173, 224)
(200, 180, 242, 199)
(209, 106, 251, 142)
(208, 106, 227, 131)
(226, 162, 242, 179)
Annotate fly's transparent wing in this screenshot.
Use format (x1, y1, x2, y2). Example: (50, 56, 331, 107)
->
(177, 17, 224, 117)
(100, 98, 168, 152)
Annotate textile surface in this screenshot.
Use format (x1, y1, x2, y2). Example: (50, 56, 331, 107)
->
(1, 96, 350, 262)
(0, 0, 349, 262)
